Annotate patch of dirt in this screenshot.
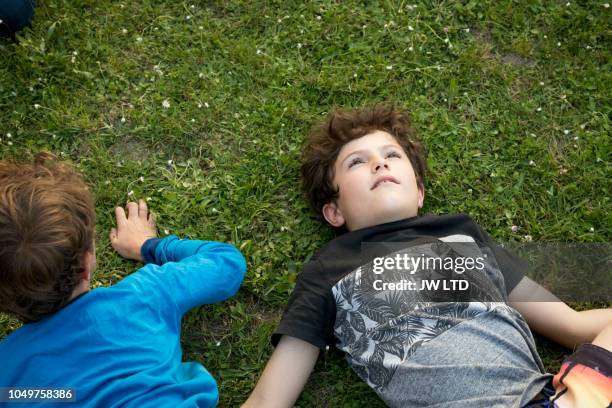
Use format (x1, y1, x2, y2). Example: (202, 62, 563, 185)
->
(108, 137, 151, 162)
(501, 52, 536, 68)
(471, 27, 536, 68)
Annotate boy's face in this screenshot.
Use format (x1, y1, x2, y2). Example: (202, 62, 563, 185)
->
(323, 130, 424, 231)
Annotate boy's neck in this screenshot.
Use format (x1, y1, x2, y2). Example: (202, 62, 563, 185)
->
(69, 280, 90, 300)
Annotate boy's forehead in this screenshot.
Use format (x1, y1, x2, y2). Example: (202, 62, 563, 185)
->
(337, 131, 400, 160)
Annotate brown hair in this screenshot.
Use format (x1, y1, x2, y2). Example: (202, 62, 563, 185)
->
(0, 152, 95, 322)
(300, 104, 427, 215)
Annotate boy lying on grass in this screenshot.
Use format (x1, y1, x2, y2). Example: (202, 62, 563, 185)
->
(0, 153, 246, 407)
(244, 105, 612, 407)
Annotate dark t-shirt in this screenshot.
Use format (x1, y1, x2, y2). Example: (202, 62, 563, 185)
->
(272, 214, 549, 407)
(272, 214, 526, 349)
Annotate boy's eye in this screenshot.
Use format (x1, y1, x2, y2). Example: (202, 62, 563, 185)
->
(348, 157, 364, 168)
(386, 151, 402, 158)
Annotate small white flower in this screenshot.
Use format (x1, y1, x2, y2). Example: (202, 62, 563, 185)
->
(511, 225, 518, 233)
(408, 46, 413, 51)
(543, 35, 548, 39)
(448, 43, 453, 49)
(529, 160, 535, 166)
(586, 45, 591, 49)
(297, 43, 302, 49)
(408, 25, 414, 31)
(215, 341, 221, 347)
(353, 73, 357, 78)
(136, 36, 143, 42)
(212, 208, 218, 213)
(557, 42, 561, 47)
(190, 4, 195, 9)
(464, 28, 470, 33)
(191, 118, 195, 122)
(277, 18, 282, 23)
(146, 197, 151, 201)
(204, 102, 209, 108)
(573, 144, 578, 148)
(573, 136, 579, 140)
(566, 2, 570, 5)
(563, 129, 569, 134)
(539, 81, 545, 86)
(104, 180, 111, 185)
(604, 3, 610, 8)
(120, 117, 126, 123)
(164, 229, 170, 235)
(52, 134, 57, 139)
(536, 107, 542, 112)
(7, 141, 13, 146)
(580, 124, 585, 129)
(523, 235, 533, 242)
(256, 49, 262, 55)
(589, 227, 595, 232)
(167, 159, 173, 165)
(560, 95, 566, 99)
(162, 99, 170, 108)
(186, 15, 191, 20)
(128, 190, 134, 196)
(139, 176, 144, 182)
(386, 65, 393, 70)
(6, 133, 11, 138)
(72, 50, 78, 56)
(316, 15, 321, 20)
(34, 104, 41, 109)
(197, 103, 203, 108)
(444, 38, 449, 43)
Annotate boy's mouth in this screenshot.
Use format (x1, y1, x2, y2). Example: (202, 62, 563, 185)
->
(371, 176, 399, 190)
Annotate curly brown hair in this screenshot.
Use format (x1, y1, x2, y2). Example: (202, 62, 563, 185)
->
(0, 152, 95, 322)
(300, 104, 427, 216)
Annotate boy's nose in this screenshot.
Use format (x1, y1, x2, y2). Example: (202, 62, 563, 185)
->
(372, 159, 389, 173)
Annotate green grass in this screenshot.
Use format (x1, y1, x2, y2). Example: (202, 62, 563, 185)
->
(0, 0, 610, 406)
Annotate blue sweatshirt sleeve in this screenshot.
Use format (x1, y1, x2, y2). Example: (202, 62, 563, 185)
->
(129, 235, 246, 315)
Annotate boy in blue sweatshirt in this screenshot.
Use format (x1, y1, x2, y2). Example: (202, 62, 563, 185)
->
(0, 152, 246, 407)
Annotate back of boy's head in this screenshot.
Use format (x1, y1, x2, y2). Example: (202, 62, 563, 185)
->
(0, 152, 95, 323)
(300, 104, 427, 216)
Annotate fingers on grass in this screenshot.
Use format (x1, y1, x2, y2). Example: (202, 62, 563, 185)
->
(126, 201, 138, 219)
(115, 206, 127, 226)
(138, 199, 148, 219)
(109, 227, 118, 242)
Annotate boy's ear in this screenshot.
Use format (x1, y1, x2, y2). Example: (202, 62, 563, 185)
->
(417, 186, 425, 209)
(322, 202, 346, 228)
(81, 248, 96, 282)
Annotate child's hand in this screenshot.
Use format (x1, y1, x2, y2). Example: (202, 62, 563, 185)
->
(109, 200, 157, 262)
